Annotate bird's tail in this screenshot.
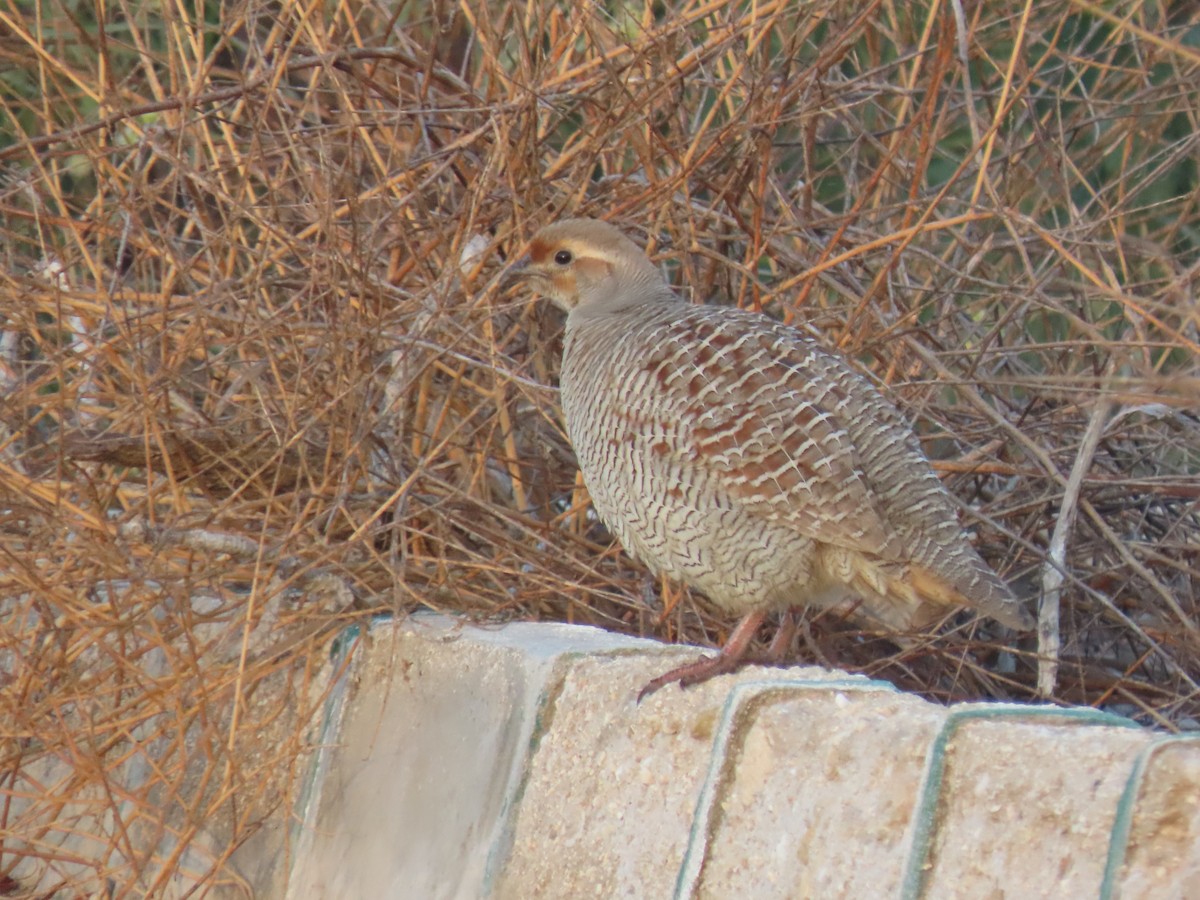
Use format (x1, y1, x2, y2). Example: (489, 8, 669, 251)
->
(817, 544, 1033, 631)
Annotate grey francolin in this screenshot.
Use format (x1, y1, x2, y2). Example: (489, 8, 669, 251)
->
(512, 218, 1032, 699)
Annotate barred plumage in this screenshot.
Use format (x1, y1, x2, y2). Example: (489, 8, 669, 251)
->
(512, 218, 1032, 698)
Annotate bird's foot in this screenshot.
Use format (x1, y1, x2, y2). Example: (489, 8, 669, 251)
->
(637, 651, 749, 702)
(637, 610, 768, 702)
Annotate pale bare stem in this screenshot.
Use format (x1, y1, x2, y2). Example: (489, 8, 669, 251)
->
(1038, 398, 1111, 698)
(382, 344, 420, 437)
(0, 324, 17, 384)
(948, 0, 980, 150)
(0, 326, 21, 469)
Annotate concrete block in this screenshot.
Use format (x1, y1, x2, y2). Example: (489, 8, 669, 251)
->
(920, 712, 1146, 898)
(693, 683, 941, 898)
(285, 615, 667, 899)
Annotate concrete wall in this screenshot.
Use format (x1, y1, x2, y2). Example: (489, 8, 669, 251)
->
(271, 615, 1200, 899)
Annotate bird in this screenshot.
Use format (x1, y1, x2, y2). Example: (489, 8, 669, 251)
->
(509, 217, 1033, 700)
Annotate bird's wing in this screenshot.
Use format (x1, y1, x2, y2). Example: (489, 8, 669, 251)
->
(642, 313, 897, 555)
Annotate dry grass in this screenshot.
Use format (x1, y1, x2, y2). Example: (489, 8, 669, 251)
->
(1, 0, 1198, 891)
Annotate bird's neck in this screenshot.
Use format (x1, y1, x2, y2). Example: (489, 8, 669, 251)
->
(568, 284, 680, 324)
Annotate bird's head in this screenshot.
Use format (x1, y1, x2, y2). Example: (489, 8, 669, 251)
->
(507, 218, 673, 315)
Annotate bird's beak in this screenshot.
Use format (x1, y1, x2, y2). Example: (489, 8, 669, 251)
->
(503, 254, 533, 283)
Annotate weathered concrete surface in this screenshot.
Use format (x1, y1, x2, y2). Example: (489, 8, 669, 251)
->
(282, 616, 674, 899)
(279, 615, 1199, 899)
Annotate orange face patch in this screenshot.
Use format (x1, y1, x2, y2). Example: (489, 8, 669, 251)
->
(527, 236, 557, 265)
(574, 256, 612, 281)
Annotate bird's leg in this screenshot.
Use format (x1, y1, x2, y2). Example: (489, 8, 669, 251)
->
(637, 610, 768, 702)
(757, 607, 799, 664)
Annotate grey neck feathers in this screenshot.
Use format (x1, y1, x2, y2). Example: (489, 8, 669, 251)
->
(570, 268, 679, 322)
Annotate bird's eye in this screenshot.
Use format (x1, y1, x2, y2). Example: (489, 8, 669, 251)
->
(554, 250, 573, 265)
